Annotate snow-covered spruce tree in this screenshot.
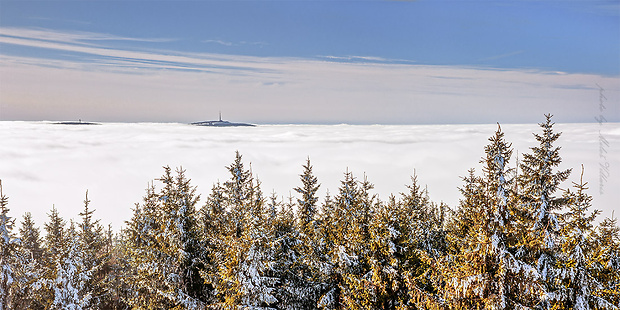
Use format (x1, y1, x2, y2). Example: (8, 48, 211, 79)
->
(478, 124, 539, 309)
(239, 178, 279, 309)
(159, 167, 208, 307)
(77, 191, 108, 308)
(295, 157, 320, 240)
(223, 151, 254, 239)
(122, 182, 162, 307)
(40, 205, 68, 308)
(216, 152, 256, 307)
(204, 151, 254, 308)
(15, 212, 46, 309)
(124, 167, 208, 309)
(341, 174, 380, 309)
(51, 226, 92, 310)
(317, 170, 379, 309)
(291, 158, 322, 309)
(97, 225, 130, 309)
(428, 171, 482, 310)
(215, 153, 283, 309)
(367, 194, 410, 309)
(448, 168, 483, 242)
(44, 205, 67, 263)
(519, 114, 572, 308)
(317, 170, 362, 309)
(199, 181, 227, 305)
(19, 213, 43, 261)
(441, 125, 539, 309)
(267, 194, 292, 309)
(401, 173, 449, 307)
(0, 181, 21, 310)
(592, 216, 620, 306)
(314, 191, 336, 309)
(219, 172, 280, 309)
(273, 192, 320, 310)
(555, 167, 617, 309)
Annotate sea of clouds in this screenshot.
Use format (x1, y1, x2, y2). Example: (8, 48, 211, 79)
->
(1, 121, 618, 231)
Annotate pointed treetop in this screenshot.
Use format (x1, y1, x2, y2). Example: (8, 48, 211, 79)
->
(0, 179, 7, 210)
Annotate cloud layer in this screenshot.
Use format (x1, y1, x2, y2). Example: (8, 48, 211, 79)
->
(0, 122, 618, 231)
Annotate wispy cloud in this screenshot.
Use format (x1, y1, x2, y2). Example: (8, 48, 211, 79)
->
(29, 16, 92, 26)
(203, 39, 234, 46)
(0, 27, 174, 47)
(203, 39, 268, 47)
(322, 55, 386, 61)
(0, 27, 278, 75)
(319, 55, 417, 64)
(479, 50, 525, 62)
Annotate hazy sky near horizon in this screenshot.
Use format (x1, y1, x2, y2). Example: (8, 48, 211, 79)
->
(1, 0, 619, 124)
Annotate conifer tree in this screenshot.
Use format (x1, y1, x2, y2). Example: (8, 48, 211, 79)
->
(238, 178, 280, 309)
(40, 205, 68, 308)
(292, 158, 322, 309)
(274, 193, 320, 310)
(316, 191, 337, 309)
(162, 167, 207, 304)
(316, 170, 360, 309)
(217, 152, 267, 308)
(449, 168, 484, 241)
(556, 168, 617, 309)
(76, 191, 108, 308)
(0, 181, 20, 310)
(51, 227, 92, 310)
(523, 115, 572, 307)
(98, 226, 130, 310)
(399, 174, 446, 309)
(519, 114, 572, 308)
(199, 181, 227, 304)
(16, 212, 46, 309)
(295, 157, 320, 238)
(441, 125, 539, 309)
(124, 167, 207, 309)
(479, 124, 538, 308)
(368, 195, 410, 309)
(592, 216, 620, 306)
(19, 212, 42, 260)
(223, 151, 254, 238)
(122, 183, 156, 308)
(316, 170, 380, 309)
(341, 174, 378, 309)
(122, 182, 161, 308)
(44, 205, 67, 261)
(218, 171, 281, 309)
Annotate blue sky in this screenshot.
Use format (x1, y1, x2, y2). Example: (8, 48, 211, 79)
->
(0, 0, 618, 123)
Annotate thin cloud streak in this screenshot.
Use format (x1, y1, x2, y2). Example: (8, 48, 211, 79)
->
(0, 33, 280, 75)
(203, 39, 268, 47)
(479, 50, 525, 62)
(0, 27, 174, 46)
(203, 39, 234, 46)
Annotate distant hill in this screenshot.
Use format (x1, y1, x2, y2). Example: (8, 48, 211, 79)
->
(191, 113, 255, 127)
(53, 120, 100, 125)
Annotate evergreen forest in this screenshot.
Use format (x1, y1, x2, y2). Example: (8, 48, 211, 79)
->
(1, 115, 619, 310)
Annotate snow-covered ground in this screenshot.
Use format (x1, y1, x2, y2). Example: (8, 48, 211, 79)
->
(1, 121, 618, 230)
